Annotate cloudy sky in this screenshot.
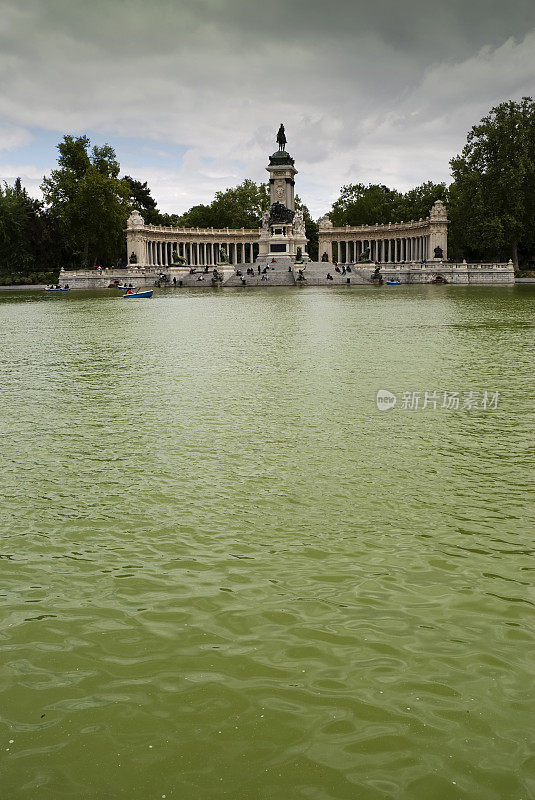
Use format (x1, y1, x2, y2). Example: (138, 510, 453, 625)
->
(0, 0, 534, 217)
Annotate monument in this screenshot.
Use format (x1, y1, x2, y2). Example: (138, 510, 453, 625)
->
(116, 126, 511, 287)
(257, 124, 309, 264)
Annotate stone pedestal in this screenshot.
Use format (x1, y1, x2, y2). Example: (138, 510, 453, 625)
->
(257, 147, 308, 263)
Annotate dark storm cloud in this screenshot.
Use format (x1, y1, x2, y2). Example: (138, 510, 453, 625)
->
(0, 0, 534, 214)
(18, 0, 535, 58)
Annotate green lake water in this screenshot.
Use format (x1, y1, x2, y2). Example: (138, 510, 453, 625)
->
(0, 285, 534, 800)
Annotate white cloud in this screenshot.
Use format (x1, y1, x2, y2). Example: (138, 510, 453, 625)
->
(0, 125, 33, 152)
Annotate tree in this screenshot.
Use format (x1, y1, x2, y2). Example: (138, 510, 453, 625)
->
(330, 184, 402, 227)
(295, 195, 318, 260)
(177, 179, 269, 229)
(450, 98, 535, 267)
(0, 182, 33, 276)
(396, 181, 448, 223)
(329, 181, 448, 229)
(0, 179, 65, 283)
(41, 135, 130, 267)
(123, 175, 163, 225)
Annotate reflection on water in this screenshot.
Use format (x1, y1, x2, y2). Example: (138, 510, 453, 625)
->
(0, 286, 534, 800)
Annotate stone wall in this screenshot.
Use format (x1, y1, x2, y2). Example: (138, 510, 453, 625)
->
(59, 260, 515, 289)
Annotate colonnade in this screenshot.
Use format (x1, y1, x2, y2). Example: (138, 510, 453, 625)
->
(326, 235, 430, 264)
(143, 239, 258, 268)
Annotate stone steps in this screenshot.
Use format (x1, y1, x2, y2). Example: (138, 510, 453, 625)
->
(294, 263, 374, 285)
(225, 263, 296, 287)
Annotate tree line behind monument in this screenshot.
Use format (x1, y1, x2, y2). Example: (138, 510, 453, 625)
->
(0, 98, 533, 284)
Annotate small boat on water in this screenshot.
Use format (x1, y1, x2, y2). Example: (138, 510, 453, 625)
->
(386, 280, 402, 285)
(122, 289, 153, 299)
(45, 286, 70, 292)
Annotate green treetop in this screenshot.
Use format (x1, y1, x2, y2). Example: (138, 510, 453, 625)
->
(450, 98, 535, 267)
(41, 135, 130, 268)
